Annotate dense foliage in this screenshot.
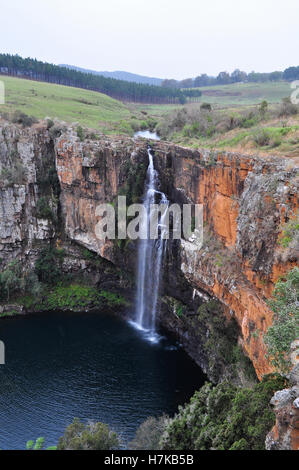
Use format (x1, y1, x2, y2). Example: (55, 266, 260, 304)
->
(129, 416, 167, 450)
(155, 99, 298, 149)
(0, 53, 187, 104)
(57, 418, 119, 450)
(162, 66, 299, 88)
(265, 267, 299, 372)
(35, 246, 65, 285)
(160, 374, 287, 450)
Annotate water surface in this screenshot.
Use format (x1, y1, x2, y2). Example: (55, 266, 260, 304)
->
(134, 130, 160, 140)
(0, 311, 205, 449)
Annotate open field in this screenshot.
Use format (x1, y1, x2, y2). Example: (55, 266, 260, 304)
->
(0, 75, 132, 130)
(196, 82, 292, 106)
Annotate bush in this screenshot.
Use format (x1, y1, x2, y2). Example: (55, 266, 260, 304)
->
(265, 267, 299, 372)
(0, 260, 23, 301)
(57, 418, 119, 450)
(253, 129, 271, 146)
(35, 246, 65, 285)
(278, 98, 298, 117)
(36, 197, 53, 220)
(129, 416, 167, 450)
(76, 126, 85, 141)
(160, 374, 287, 450)
(12, 111, 38, 127)
(26, 438, 55, 450)
(200, 102, 212, 111)
(0, 161, 26, 186)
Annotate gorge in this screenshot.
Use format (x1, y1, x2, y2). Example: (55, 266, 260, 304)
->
(0, 119, 298, 449)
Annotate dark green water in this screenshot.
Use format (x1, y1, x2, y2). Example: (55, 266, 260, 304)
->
(0, 311, 205, 450)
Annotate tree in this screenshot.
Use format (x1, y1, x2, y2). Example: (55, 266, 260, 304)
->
(160, 374, 286, 450)
(216, 71, 231, 85)
(35, 246, 65, 285)
(0, 260, 22, 301)
(231, 69, 247, 83)
(57, 418, 120, 450)
(129, 416, 167, 450)
(265, 267, 299, 372)
(259, 100, 268, 117)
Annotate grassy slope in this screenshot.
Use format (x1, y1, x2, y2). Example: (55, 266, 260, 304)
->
(196, 82, 292, 106)
(0, 75, 131, 129)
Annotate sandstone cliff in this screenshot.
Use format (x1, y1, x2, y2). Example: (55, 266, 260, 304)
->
(0, 119, 298, 381)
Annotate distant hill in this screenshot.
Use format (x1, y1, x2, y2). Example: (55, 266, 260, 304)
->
(60, 64, 163, 86)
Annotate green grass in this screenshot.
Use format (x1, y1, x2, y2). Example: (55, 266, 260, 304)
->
(21, 283, 129, 312)
(196, 82, 292, 106)
(0, 75, 132, 130)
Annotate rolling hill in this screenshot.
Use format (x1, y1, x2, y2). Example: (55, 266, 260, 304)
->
(60, 64, 164, 86)
(0, 75, 132, 130)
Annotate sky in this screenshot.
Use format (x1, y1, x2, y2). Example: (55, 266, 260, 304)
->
(1, 0, 298, 80)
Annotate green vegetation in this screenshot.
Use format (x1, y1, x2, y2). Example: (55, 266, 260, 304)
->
(0, 53, 187, 104)
(154, 97, 299, 157)
(160, 374, 287, 450)
(35, 246, 65, 285)
(0, 245, 128, 316)
(0, 75, 132, 130)
(76, 125, 85, 141)
(26, 438, 56, 451)
(36, 197, 54, 220)
(0, 260, 23, 301)
(129, 416, 167, 450)
(196, 300, 257, 383)
(57, 418, 119, 450)
(265, 267, 299, 372)
(194, 82, 291, 106)
(119, 159, 147, 206)
(278, 214, 299, 249)
(22, 284, 128, 313)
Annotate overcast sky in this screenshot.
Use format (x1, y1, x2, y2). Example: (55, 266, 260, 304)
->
(1, 0, 298, 79)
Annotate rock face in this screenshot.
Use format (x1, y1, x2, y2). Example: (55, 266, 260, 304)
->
(152, 142, 298, 379)
(266, 343, 299, 450)
(0, 120, 298, 374)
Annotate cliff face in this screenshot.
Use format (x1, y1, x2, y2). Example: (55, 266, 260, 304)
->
(152, 142, 298, 379)
(0, 121, 298, 381)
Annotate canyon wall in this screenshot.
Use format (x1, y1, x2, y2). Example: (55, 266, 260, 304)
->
(152, 142, 298, 380)
(0, 121, 298, 381)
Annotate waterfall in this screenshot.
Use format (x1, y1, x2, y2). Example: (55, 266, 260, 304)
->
(134, 147, 169, 341)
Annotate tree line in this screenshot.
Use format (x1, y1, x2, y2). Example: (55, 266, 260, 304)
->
(0, 54, 197, 104)
(162, 67, 299, 88)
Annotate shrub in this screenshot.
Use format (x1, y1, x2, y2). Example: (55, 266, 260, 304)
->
(12, 111, 38, 127)
(160, 374, 287, 450)
(278, 97, 298, 117)
(129, 416, 167, 450)
(35, 246, 65, 285)
(278, 215, 299, 249)
(46, 119, 54, 130)
(0, 161, 26, 186)
(76, 126, 85, 141)
(259, 100, 268, 116)
(36, 197, 53, 220)
(200, 102, 212, 111)
(253, 129, 271, 146)
(57, 418, 119, 450)
(265, 267, 299, 372)
(26, 438, 56, 450)
(0, 260, 23, 301)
